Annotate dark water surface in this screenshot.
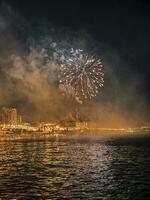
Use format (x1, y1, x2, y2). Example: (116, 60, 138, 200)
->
(0, 135, 150, 199)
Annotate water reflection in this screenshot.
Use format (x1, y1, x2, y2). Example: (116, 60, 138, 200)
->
(0, 136, 150, 199)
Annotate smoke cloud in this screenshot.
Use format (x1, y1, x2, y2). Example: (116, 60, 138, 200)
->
(0, 3, 149, 126)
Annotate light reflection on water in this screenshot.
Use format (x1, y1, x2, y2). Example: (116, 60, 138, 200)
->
(0, 135, 150, 199)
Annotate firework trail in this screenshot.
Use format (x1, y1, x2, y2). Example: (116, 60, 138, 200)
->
(59, 52, 104, 101)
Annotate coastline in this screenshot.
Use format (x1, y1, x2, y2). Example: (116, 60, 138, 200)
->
(0, 129, 150, 142)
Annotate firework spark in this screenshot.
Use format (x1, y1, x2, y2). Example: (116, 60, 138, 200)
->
(59, 53, 104, 100)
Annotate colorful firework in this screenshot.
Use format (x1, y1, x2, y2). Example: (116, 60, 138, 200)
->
(59, 53, 104, 100)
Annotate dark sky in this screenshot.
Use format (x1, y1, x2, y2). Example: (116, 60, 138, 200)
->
(3, 0, 150, 91)
(0, 0, 150, 122)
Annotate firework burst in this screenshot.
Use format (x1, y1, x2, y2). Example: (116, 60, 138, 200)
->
(59, 53, 104, 100)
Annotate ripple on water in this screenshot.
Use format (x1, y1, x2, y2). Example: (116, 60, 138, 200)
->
(0, 136, 150, 199)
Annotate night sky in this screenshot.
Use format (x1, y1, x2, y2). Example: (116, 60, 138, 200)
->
(0, 0, 150, 123)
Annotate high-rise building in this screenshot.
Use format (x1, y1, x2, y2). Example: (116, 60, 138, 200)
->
(17, 115, 22, 124)
(8, 108, 17, 124)
(0, 107, 22, 125)
(1, 107, 8, 124)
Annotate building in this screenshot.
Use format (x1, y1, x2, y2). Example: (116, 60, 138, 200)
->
(76, 122, 88, 129)
(1, 107, 8, 124)
(17, 115, 22, 124)
(0, 107, 22, 125)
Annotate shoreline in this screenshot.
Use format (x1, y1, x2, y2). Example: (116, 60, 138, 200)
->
(0, 129, 150, 142)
